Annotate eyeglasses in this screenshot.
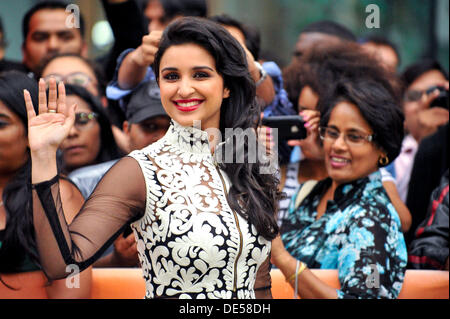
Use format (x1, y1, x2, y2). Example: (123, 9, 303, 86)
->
(44, 72, 97, 89)
(74, 112, 98, 130)
(404, 86, 446, 102)
(319, 126, 374, 146)
(404, 89, 426, 102)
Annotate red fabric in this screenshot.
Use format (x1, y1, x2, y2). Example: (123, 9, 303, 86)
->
(408, 255, 444, 270)
(416, 185, 449, 237)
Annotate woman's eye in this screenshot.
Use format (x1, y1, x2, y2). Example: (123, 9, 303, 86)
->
(162, 73, 179, 81)
(327, 130, 339, 138)
(193, 71, 209, 79)
(347, 134, 363, 142)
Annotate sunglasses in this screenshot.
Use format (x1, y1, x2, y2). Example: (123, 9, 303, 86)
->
(43, 72, 97, 89)
(74, 112, 98, 130)
(404, 85, 447, 102)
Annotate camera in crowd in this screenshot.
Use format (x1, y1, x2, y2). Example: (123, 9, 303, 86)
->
(261, 115, 307, 141)
(426, 85, 449, 110)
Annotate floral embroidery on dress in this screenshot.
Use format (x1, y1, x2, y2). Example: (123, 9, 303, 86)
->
(129, 121, 271, 299)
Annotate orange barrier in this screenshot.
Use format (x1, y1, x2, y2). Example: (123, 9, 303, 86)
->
(0, 271, 48, 299)
(270, 269, 340, 299)
(270, 269, 449, 299)
(1, 268, 448, 299)
(90, 268, 145, 299)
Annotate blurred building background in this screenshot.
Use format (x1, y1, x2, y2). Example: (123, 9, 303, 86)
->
(0, 0, 449, 71)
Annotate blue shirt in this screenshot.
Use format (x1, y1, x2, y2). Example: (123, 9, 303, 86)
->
(261, 61, 296, 117)
(280, 171, 407, 299)
(106, 48, 157, 109)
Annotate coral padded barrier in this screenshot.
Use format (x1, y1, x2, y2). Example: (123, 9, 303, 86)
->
(0, 268, 448, 299)
(90, 268, 145, 299)
(0, 271, 48, 299)
(270, 269, 449, 299)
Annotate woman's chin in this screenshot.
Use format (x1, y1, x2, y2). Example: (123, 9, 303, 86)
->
(172, 117, 202, 128)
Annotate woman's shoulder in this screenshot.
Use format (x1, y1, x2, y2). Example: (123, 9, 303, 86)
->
(344, 183, 401, 231)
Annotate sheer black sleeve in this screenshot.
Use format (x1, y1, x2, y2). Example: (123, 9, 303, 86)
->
(32, 157, 146, 279)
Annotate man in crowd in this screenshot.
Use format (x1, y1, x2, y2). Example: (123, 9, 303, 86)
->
(21, 1, 88, 76)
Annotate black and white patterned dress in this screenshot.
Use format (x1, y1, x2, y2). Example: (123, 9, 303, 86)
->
(32, 121, 272, 299)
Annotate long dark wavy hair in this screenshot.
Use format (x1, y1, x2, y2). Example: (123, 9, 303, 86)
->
(0, 71, 41, 276)
(153, 17, 281, 240)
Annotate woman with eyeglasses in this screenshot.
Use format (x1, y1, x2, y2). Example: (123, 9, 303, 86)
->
(271, 52, 408, 298)
(279, 43, 411, 233)
(59, 84, 122, 174)
(0, 71, 91, 298)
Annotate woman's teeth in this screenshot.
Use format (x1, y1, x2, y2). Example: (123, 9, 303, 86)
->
(331, 157, 350, 163)
(177, 101, 200, 107)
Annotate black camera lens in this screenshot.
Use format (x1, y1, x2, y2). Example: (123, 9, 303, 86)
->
(427, 86, 449, 110)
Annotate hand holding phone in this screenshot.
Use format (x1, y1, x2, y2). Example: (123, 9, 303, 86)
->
(261, 115, 307, 141)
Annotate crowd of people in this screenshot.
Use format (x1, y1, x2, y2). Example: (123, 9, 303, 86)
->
(0, 0, 448, 299)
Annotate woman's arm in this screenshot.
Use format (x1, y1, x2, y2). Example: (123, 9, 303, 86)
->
(44, 179, 92, 298)
(271, 235, 338, 299)
(383, 180, 412, 233)
(25, 80, 146, 280)
(254, 257, 273, 299)
(117, 31, 162, 90)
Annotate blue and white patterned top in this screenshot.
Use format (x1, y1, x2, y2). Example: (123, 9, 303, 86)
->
(280, 171, 407, 299)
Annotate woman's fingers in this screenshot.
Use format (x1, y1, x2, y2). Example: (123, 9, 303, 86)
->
(305, 117, 320, 132)
(24, 89, 36, 120)
(38, 78, 47, 114)
(48, 77, 58, 113)
(57, 81, 67, 116)
(63, 103, 77, 132)
(125, 233, 135, 244)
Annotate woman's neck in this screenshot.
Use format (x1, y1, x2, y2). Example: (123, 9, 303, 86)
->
(298, 159, 328, 183)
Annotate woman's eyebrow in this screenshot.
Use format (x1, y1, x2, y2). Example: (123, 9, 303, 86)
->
(161, 66, 215, 72)
(161, 67, 178, 72)
(192, 66, 215, 71)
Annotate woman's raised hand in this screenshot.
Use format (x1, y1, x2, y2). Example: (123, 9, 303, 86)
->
(24, 77, 76, 156)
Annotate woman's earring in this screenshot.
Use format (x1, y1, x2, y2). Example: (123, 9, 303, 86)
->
(223, 88, 230, 98)
(379, 155, 389, 166)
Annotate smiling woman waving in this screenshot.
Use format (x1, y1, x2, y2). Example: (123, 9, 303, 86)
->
(25, 17, 281, 299)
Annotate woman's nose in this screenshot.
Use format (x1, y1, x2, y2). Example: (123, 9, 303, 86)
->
(67, 124, 79, 137)
(331, 133, 348, 151)
(177, 78, 195, 97)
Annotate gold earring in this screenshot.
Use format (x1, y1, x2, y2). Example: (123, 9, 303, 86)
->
(379, 155, 389, 166)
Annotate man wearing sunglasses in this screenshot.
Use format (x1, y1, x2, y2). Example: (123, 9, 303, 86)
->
(396, 60, 449, 246)
(387, 60, 449, 243)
